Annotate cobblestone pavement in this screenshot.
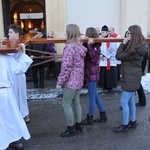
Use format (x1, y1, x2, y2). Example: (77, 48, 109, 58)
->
(8, 77, 150, 150)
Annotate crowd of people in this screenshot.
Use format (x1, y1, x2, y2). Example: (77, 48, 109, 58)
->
(57, 24, 148, 136)
(0, 23, 148, 149)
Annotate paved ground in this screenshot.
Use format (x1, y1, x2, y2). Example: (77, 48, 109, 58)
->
(8, 76, 150, 150)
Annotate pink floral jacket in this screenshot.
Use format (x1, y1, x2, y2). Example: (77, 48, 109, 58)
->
(57, 42, 87, 90)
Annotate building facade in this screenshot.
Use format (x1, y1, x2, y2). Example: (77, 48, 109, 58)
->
(0, 0, 150, 54)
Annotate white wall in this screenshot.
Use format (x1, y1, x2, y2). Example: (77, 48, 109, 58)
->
(125, 0, 148, 37)
(66, 0, 121, 35)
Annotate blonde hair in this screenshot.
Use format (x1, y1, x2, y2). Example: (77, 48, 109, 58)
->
(66, 24, 80, 44)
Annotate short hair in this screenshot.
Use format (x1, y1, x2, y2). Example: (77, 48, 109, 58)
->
(66, 24, 80, 44)
(7, 24, 21, 37)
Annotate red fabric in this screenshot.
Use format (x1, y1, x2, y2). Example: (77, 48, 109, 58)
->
(112, 33, 118, 38)
(109, 33, 118, 38)
(106, 42, 110, 70)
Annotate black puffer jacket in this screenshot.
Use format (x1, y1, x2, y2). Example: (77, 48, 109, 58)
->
(116, 42, 148, 92)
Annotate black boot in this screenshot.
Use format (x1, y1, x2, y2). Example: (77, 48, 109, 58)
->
(94, 111, 107, 123)
(112, 124, 129, 133)
(75, 122, 83, 133)
(61, 126, 76, 137)
(128, 120, 137, 129)
(82, 114, 93, 125)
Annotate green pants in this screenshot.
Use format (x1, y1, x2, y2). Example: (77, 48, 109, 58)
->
(62, 88, 82, 126)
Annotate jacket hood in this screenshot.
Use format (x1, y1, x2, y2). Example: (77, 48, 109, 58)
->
(135, 42, 148, 56)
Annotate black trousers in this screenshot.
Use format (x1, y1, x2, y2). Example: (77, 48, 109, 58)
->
(32, 65, 45, 85)
(137, 84, 146, 106)
(46, 61, 57, 78)
(99, 66, 117, 90)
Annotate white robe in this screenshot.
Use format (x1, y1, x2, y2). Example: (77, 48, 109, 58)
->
(13, 51, 29, 118)
(99, 42, 118, 67)
(0, 53, 33, 150)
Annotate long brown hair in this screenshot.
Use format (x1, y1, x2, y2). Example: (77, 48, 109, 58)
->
(85, 27, 98, 38)
(126, 25, 145, 52)
(66, 24, 80, 44)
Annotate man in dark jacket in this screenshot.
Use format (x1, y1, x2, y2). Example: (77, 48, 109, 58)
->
(27, 32, 47, 88)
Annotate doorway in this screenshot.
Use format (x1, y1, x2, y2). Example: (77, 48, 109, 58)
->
(2, 0, 46, 36)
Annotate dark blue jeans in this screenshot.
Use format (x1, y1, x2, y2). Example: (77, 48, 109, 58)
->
(87, 81, 105, 115)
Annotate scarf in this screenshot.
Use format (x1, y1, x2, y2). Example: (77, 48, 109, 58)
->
(106, 42, 110, 70)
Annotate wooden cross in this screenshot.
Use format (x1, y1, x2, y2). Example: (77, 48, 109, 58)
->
(0, 33, 150, 67)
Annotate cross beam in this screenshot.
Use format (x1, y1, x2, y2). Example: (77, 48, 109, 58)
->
(1, 33, 150, 53)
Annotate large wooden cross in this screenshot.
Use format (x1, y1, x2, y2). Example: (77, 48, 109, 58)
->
(0, 33, 150, 66)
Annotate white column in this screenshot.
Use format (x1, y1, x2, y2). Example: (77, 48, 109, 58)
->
(45, 0, 66, 54)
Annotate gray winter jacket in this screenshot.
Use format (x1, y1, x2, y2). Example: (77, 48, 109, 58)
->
(116, 42, 148, 92)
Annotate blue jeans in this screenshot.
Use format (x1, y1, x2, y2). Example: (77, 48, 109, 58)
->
(121, 91, 136, 125)
(87, 81, 105, 115)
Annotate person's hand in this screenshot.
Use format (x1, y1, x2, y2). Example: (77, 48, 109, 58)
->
(30, 55, 35, 59)
(100, 54, 104, 60)
(56, 84, 61, 89)
(88, 38, 95, 44)
(18, 43, 25, 53)
(123, 38, 129, 44)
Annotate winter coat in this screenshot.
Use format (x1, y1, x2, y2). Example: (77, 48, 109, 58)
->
(57, 42, 87, 90)
(84, 43, 101, 81)
(116, 42, 148, 92)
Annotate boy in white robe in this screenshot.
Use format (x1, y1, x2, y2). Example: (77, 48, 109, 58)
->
(8, 24, 30, 122)
(0, 44, 33, 150)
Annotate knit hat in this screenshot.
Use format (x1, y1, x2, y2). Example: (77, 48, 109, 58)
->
(101, 25, 108, 31)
